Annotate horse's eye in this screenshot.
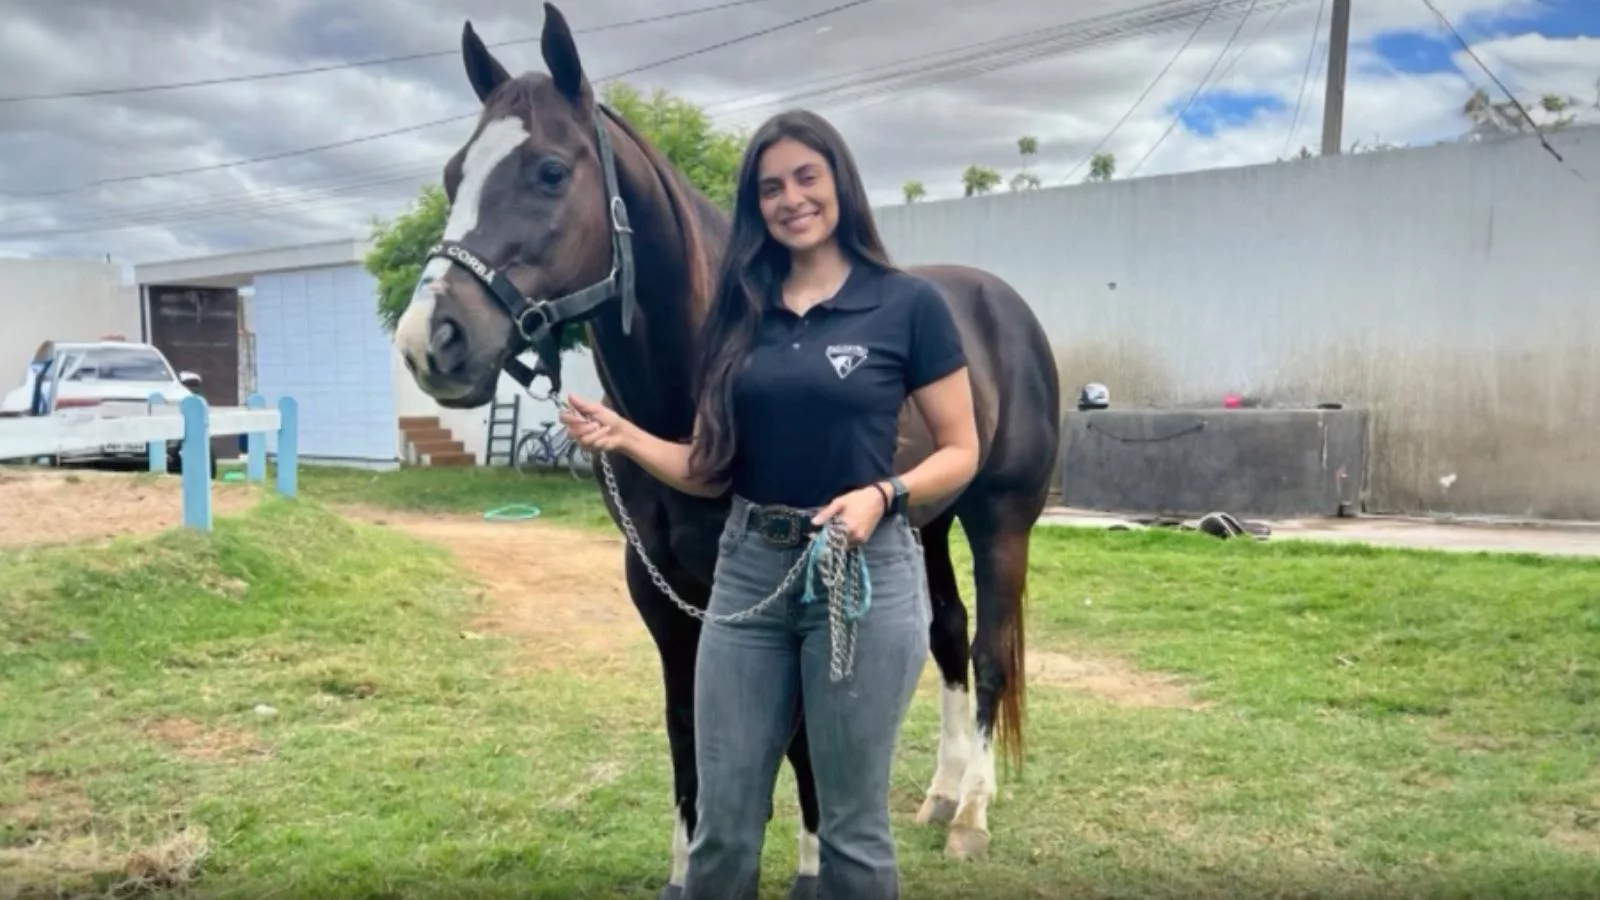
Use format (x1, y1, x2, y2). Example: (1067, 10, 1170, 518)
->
(534, 160, 569, 191)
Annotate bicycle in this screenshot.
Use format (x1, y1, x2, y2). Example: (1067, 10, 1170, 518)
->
(513, 420, 593, 479)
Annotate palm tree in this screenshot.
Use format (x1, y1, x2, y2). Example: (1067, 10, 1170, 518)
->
(960, 164, 1001, 197)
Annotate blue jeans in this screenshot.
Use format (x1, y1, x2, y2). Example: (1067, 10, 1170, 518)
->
(683, 496, 931, 900)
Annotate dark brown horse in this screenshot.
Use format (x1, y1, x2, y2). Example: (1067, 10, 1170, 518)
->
(392, 5, 1060, 896)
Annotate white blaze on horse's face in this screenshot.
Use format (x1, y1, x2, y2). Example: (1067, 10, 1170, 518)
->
(394, 115, 531, 379)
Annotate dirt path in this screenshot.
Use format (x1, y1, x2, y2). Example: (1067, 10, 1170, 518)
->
(338, 506, 654, 672)
(343, 507, 1202, 708)
(0, 468, 1198, 709)
(0, 468, 258, 550)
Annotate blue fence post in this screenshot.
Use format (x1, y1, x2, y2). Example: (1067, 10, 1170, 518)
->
(246, 393, 267, 483)
(147, 392, 167, 474)
(276, 396, 298, 499)
(179, 395, 212, 532)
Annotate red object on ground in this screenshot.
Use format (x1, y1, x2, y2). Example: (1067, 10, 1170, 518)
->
(1222, 393, 1242, 409)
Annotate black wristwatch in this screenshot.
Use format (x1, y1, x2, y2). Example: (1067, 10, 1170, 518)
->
(885, 476, 910, 518)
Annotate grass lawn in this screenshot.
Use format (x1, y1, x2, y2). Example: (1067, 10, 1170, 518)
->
(2, 469, 1598, 898)
(287, 462, 615, 529)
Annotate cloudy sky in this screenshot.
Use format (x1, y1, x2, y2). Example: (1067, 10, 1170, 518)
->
(0, 0, 1594, 272)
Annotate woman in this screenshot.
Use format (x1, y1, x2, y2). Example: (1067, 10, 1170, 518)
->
(561, 109, 978, 899)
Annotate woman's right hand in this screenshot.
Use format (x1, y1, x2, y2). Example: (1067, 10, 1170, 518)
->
(560, 394, 634, 454)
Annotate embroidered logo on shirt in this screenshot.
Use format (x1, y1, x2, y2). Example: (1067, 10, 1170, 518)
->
(825, 344, 869, 379)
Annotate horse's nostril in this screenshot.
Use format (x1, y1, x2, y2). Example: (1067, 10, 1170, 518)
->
(428, 318, 468, 376)
(433, 321, 455, 346)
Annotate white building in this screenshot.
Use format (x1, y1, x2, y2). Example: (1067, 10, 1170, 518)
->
(0, 256, 141, 380)
(132, 238, 603, 468)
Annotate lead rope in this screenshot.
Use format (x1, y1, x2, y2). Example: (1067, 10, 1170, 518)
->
(555, 394, 870, 682)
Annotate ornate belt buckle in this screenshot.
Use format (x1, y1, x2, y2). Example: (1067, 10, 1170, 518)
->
(761, 513, 800, 547)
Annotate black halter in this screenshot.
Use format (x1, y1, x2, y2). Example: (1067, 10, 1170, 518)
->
(423, 103, 637, 397)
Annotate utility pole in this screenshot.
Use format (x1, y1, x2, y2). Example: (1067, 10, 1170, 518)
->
(1321, 0, 1352, 155)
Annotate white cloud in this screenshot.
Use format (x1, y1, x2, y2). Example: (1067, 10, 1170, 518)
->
(0, 0, 1591, 266)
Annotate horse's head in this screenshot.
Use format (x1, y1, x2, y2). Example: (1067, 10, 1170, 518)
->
(394, 2, 632, 408)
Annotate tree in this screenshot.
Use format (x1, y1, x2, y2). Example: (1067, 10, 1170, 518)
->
(1461, 86, 1586, 141)
(902, 180, 927, 204)
(1086, 151, 1116, 182)
(600, 82, 745, 210)
(1009, 135, 1042, 192)
(366, 81, 747, 338)
(961, 164, 1002, 197)
(366, 183, 451, 337)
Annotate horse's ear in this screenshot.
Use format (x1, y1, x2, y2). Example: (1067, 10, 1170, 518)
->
(462, 20, 511, 104)
(540, 3, 590, 105)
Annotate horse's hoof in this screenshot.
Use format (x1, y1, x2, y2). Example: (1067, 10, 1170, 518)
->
(656, 886, 684, 900)
(915, 795, 959, 826)
(786, 874, 819, 900)
(944, 825, 990, 860)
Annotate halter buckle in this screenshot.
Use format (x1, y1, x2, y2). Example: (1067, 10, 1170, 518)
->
(610, 196, 632, 235)
(515, 302, 555, 341)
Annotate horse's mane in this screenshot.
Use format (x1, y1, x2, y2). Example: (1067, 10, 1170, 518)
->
(599, 105, 726, 326)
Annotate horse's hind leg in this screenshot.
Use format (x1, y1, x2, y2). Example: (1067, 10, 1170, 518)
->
(944, 502, 1032, 861)
(914, 512, 976, 830)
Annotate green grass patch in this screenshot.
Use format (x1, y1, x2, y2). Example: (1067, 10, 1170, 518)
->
(286, 463, 614, 530)
(2, 484, 1598, 898)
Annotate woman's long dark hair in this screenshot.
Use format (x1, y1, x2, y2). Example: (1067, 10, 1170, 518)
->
(688, 109, 897, 487)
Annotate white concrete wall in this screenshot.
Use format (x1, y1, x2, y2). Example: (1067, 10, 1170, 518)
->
(390, 343, 606, 465)
(0, 258, 138, 376)
(871, 125, 1600, 521)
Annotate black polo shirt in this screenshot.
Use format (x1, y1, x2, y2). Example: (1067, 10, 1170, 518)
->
(729, 263, 967, 510)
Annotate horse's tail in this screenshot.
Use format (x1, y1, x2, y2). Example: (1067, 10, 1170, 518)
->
(995, 582, 1027, 774)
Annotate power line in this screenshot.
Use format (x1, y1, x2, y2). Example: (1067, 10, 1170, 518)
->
(1208, 0, 1293, 89)
(807, 0, 1303, 122)
(3, 0, 875, 201)
(21, 0, 1260, 234)
(1419, 0, 1575, 173)
(0, 162, 444, 236)
(0, 0, 790, 104)
(2, 170, 438, 239)
(1126, 0, 1260, 177)
(707, 0, 1295, 125)
(0, 157, 443, 230)
(1060, 0, 1227, 184)
(10, 0, 1323, 240)
(9, 0, 1232, 220)
(1279, 0, 1326, 159)
(8, 114, 474, 200)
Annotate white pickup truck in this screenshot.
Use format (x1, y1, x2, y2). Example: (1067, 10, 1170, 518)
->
(0, 338, 214, 477)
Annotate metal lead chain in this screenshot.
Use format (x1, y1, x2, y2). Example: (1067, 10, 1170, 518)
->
(550, 392, 867, 680)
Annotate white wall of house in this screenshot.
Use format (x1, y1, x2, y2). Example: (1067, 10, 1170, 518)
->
(0, 257, 139, 378)
(252, 263, 399, 465)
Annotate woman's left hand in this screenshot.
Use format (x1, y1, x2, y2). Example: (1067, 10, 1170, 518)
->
(812, 484, 888, 545)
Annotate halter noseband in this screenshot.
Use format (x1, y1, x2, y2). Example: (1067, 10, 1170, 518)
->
(423, 103, 638, 397)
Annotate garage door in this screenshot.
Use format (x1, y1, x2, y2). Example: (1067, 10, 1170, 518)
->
(251, 264, 397, 463)
(146, 285, 240, 461)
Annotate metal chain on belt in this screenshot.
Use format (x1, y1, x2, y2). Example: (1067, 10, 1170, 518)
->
(557, 394, 866, 681)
